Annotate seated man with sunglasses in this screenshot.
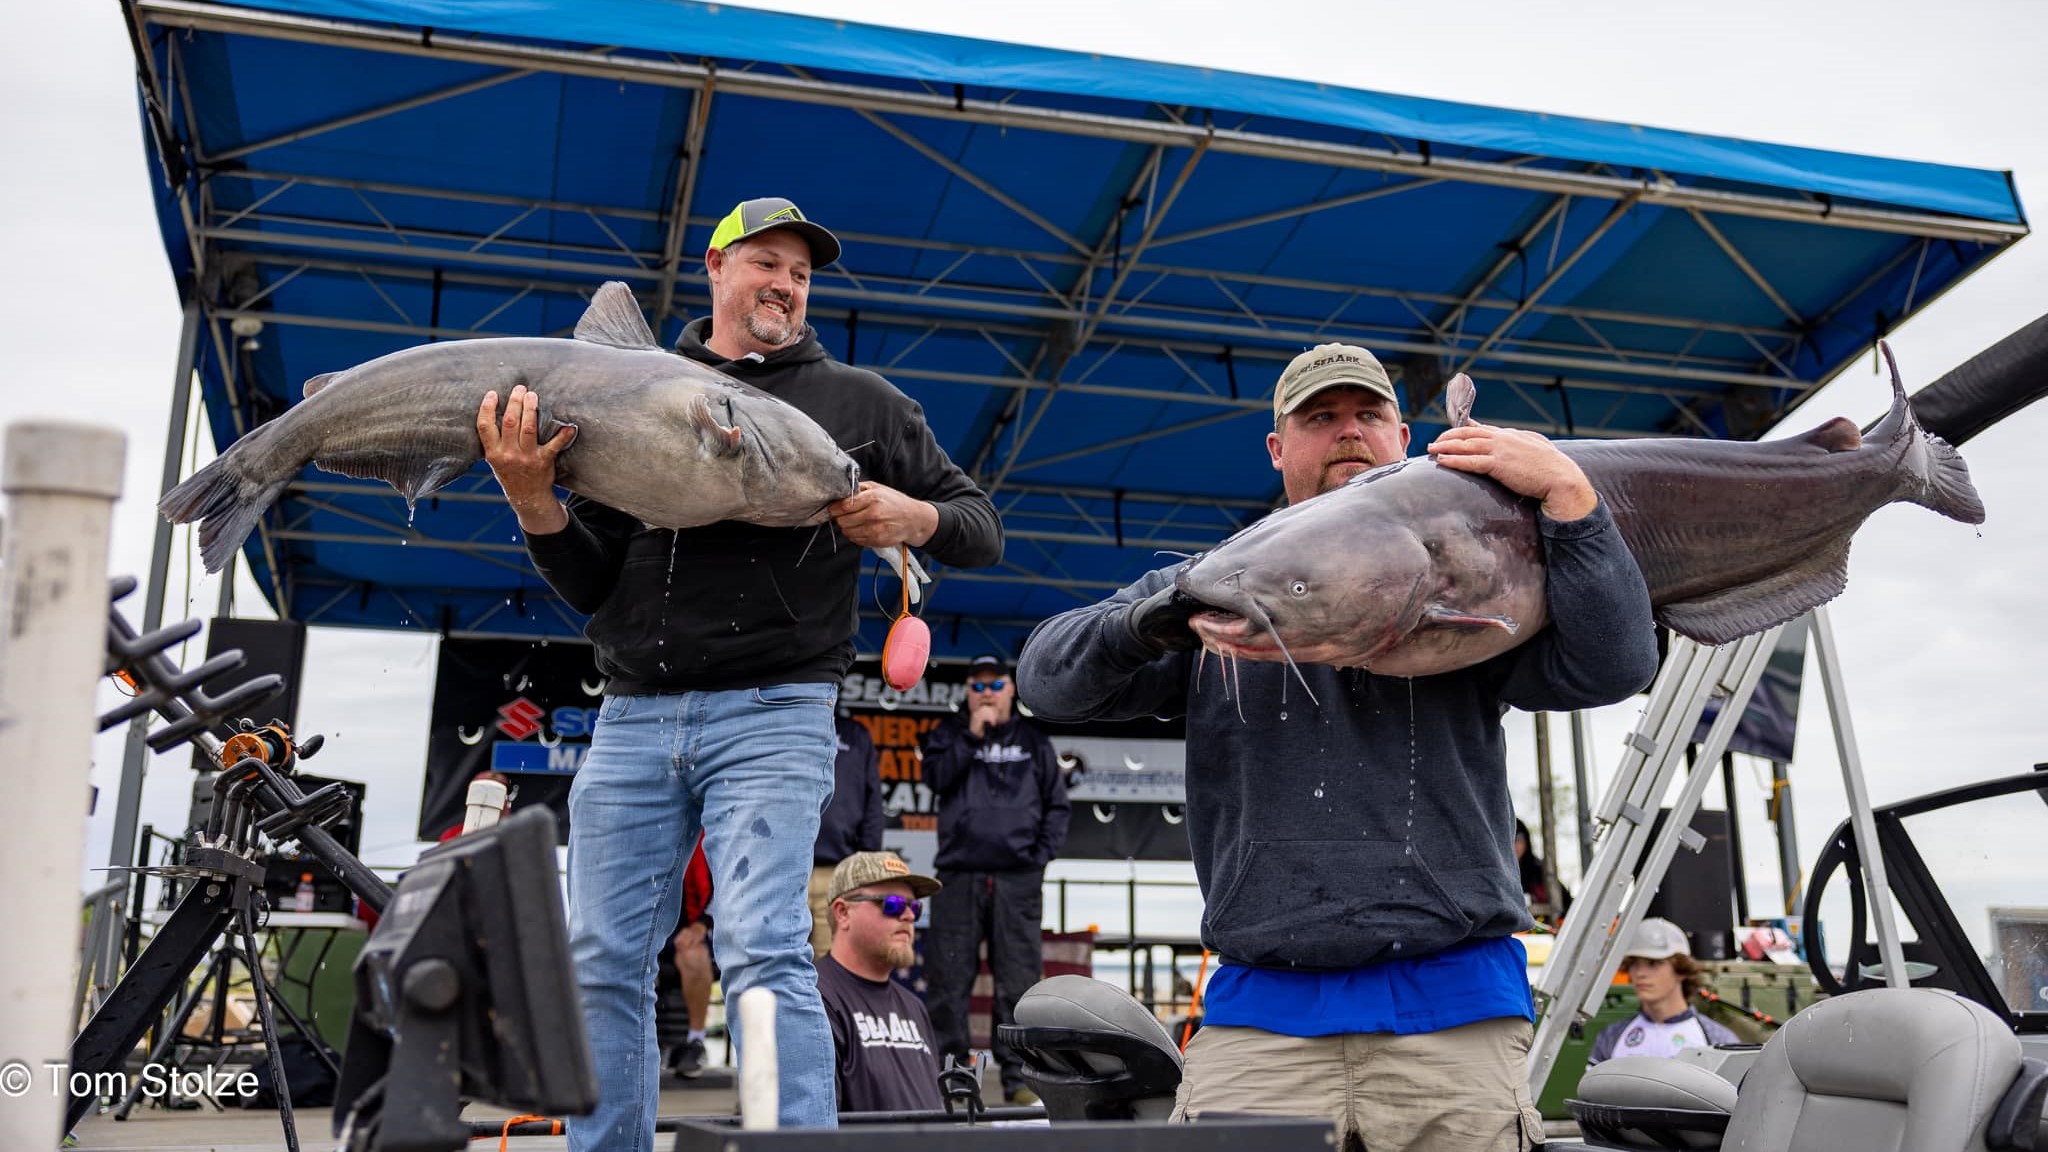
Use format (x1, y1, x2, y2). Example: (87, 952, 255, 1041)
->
(817, 852, 946, 1112)
(921, 654, 1070, 1104)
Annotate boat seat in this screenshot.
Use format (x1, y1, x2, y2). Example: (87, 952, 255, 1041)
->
(997, 975, 1184, 1121)
(1562, 988, 2046, 1152)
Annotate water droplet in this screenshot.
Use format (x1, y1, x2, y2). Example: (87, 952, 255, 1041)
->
(1313, 787, 1324, 799)
(1391, 941, 1403, 952)
(1404, 845, 1413, 856)
(1279, 711, 1288, 721)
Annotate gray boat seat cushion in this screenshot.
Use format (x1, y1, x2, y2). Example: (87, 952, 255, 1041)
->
(1581, 1056, 1740, 1113)
(1012, 975, 1183, 1078)
(1723, 987, 2021, 1152)
(1576, 1056, 1737, 1149)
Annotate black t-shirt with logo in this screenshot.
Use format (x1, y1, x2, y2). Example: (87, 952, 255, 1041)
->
(816, 954, 945, 1112)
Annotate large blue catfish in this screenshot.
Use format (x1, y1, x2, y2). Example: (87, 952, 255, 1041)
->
(162, 282, 863, 573)
(1179, 344, 1984, 677)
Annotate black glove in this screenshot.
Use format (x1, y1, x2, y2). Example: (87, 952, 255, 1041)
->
(1124, 584, 1201, 655)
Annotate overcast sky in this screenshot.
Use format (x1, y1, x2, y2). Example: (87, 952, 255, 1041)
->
(5, 0, 2043, 959)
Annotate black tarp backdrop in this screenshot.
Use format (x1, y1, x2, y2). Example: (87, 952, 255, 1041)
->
(422, 638, 1189, 858)
(1691, 617, 1810, 763)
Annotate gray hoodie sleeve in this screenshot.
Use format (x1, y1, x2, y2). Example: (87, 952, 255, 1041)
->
(1015, 566, 1193, 723)
(1493, 500, 1659, 712)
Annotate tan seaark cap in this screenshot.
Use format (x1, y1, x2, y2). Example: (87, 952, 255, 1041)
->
(827, 850, 942, 905)
(1272, 342, 1399, 422)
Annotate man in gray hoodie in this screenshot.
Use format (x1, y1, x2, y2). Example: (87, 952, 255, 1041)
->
(1017, 343, 1657, 1152)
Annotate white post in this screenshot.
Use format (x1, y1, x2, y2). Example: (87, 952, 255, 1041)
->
(737, 987, 779, 1129)
(0, 422, 126, 1148)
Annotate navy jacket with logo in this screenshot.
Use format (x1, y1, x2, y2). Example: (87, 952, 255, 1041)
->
(921, 713, 1070, 872)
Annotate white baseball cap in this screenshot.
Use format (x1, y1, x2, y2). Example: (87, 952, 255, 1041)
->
(1622, 917, 1692, 961)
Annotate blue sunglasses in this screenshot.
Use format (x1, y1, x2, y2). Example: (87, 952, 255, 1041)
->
(968, 679, 1009, 693)
(845, 893, 923, 918)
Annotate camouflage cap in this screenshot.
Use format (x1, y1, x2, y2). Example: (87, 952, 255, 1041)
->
(827, 851, 942, 905)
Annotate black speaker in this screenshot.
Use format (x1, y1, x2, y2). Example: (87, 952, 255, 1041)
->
(186, 617, 309, 773)
(1641, 808, 1737, 960)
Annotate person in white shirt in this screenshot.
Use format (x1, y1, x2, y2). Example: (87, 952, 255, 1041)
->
(1587, 917, 1740, 1066)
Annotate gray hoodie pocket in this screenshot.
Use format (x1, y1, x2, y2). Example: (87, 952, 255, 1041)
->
(1204, 838, 1474, 969)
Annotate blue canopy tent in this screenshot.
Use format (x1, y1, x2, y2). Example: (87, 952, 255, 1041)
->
(120, 0, 2026, 661)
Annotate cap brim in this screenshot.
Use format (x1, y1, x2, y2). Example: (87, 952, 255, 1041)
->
(1276, 376, 1398, 416)
(836, 874, 943, 903)
(754, 220, 840, 267)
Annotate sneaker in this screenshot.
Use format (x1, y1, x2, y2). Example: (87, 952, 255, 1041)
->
(1004, 1086, 1039, 1106)
(669, 1037, 707, 1080)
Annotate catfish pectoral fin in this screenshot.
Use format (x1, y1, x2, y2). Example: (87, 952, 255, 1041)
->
(1656, 539, 1850, 644)
(1422, 606, 1520, 634)
(313, 447, 477, 506)
(691, 393, 745, 456)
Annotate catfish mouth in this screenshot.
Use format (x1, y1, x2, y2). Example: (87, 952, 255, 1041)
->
(1187, 607, 1278, 657)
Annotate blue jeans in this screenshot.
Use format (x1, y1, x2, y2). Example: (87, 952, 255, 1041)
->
(566, 683, 840, 1150)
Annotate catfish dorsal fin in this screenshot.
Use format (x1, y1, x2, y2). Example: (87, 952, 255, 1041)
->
(1446, 373, 1479, 427)
(1802, 416, 1862, 453)
(302, 372, 338, 399)
(574, 281, 660, 349)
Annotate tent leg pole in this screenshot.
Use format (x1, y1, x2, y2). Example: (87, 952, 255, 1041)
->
(107, 300, 200, 879)
(1772, 759, 1801, 916)
(1571, 711, 1595, 874)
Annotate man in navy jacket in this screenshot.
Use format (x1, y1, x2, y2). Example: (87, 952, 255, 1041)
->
(919, 655, 1070, 1104)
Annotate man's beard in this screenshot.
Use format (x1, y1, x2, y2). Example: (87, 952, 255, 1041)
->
(882, 937, 916, 971)
(720, 284, 800, 348)
(742, 304, 797, 347)
(1318, 452, 1376, 494)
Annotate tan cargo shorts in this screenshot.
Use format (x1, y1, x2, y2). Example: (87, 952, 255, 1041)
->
(1169, 1015, 1547, 1151)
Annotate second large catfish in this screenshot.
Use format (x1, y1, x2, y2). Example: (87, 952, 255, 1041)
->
(1180, 345, 1984, 676)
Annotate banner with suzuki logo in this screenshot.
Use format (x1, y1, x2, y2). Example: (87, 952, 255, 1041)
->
(419, 637, 606, 843)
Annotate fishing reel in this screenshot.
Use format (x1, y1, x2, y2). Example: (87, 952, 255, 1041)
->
(219, 717, 325, 775)
(200, 718, 346, 854)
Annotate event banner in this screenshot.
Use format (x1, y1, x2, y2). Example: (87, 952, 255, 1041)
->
(422, 639, 1190, 858)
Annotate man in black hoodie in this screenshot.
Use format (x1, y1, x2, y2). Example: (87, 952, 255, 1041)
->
(479, 198, 1002, 1146)
(920, 654, 1070, 1104)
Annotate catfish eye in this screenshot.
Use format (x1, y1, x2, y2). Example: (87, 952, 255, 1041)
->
(1289, 580, 1308, 598)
